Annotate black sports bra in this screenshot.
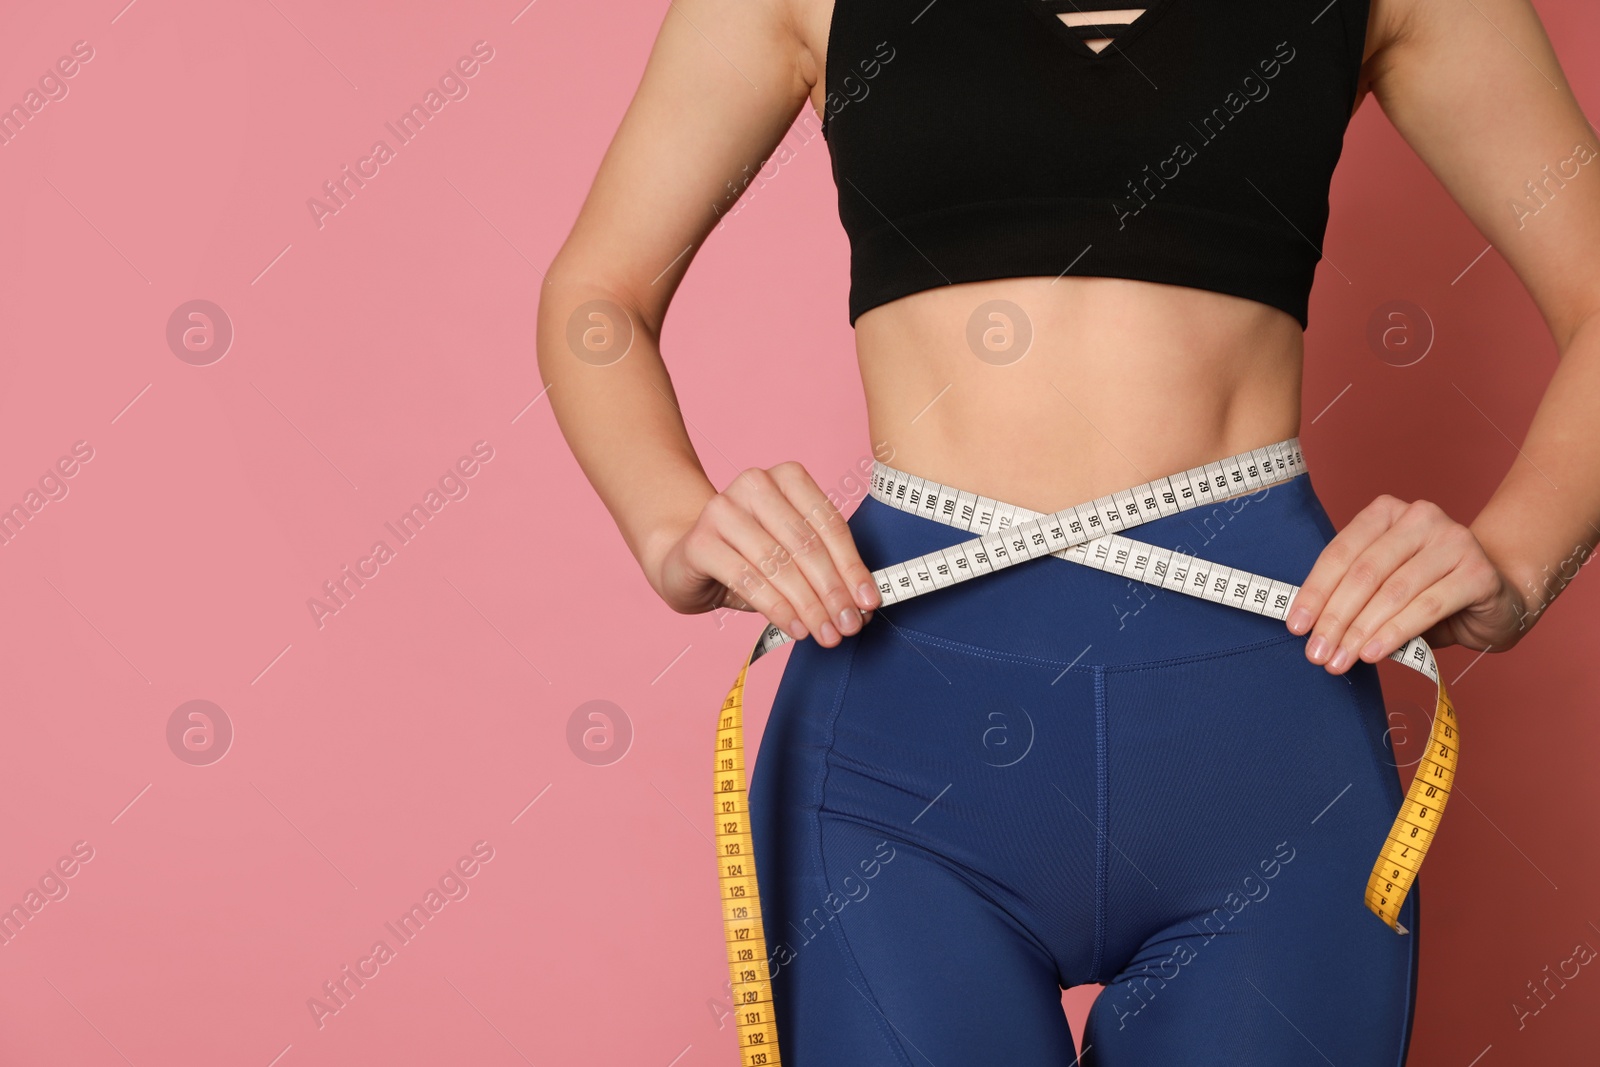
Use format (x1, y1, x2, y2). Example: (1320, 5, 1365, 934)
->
(819, 0, 1371, 329)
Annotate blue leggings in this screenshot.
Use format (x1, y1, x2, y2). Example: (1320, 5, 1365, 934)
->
(749, 472, 1419, 1065)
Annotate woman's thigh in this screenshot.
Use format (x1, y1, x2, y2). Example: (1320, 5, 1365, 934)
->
(749, 627, 1100, 1065)
(1084, 637, 1421, 1066)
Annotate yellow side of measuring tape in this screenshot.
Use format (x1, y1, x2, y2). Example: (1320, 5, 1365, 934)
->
(1366, 675, 1456, 929)
(712, 440, 1456, 1065)
(714, 663, 780, 1067)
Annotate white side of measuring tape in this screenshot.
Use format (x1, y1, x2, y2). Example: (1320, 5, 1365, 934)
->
(747, 437, 1438, 687)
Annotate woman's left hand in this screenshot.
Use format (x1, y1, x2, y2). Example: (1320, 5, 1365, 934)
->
(1286, 495, 1530, 674)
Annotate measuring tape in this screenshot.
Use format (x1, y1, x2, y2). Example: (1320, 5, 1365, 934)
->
(712, 438, 1456, 1065)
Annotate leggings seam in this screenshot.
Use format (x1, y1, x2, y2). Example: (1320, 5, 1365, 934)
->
(881, 624, 1097, 672)
(1090, 665, 1109, 985)
(879, 623, 1308, 675)
(1104, 631, 1307, 674)
(812, 638, 918, 1067)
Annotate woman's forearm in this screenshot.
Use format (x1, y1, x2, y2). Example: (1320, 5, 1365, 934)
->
(536, 274, 717, 592)
(1468, 309, 1600, 628)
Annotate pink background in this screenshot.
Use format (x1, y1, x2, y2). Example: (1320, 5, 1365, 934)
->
(1, 1, 1596, 1064)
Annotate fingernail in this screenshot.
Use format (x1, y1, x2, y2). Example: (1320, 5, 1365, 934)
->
(1329, 646, 1352, 672)
(858, 582, 880, 609)
(1287, 608, 1312, 634)
(1306, 635, 1329, 663)
(786, 620, 808, 641)
(1360, 639, 1383, 661)
(820, 621, 841, 645)
(839, 608, 860, 634)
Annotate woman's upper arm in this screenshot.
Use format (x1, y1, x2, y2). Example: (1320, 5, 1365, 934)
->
(549, 0, 817, 333)
(1366, 0, 1600, 346)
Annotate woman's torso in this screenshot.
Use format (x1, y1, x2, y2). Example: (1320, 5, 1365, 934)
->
(789, 0, 1391, 513)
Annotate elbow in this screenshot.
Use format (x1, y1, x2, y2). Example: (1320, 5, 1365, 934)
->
(1554, 298, 1600, 356)
(536, 257, 661, 375)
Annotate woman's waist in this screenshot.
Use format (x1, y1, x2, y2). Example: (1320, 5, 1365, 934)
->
(866, 421, 1303, 519)
(859, 334, 1302, 515)
(844, 449, 1337, 668)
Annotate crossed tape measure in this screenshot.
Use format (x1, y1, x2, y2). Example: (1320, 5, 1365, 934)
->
(712, 438, 1454, 1066)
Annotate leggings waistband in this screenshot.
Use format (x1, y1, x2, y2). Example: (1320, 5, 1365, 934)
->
(844, 453, 1342, 669)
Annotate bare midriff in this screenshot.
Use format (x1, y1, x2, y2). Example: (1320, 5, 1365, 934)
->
(853, 274, 1305, 515)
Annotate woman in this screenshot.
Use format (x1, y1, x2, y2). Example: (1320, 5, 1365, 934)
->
(538, 0, 1600, 1062)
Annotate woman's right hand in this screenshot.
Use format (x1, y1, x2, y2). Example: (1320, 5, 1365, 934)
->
(647, 462, 882, 648)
